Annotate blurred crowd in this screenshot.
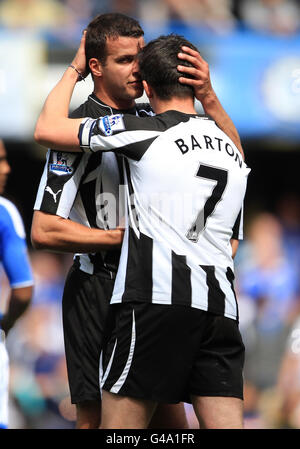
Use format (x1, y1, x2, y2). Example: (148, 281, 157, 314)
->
(237, 194, 300, 428)
(0, 0, 299, 42)
(0, 193, 299, 429)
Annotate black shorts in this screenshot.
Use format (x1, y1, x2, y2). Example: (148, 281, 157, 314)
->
(62, 265, 115, 404)
(101, 303, 245, 404)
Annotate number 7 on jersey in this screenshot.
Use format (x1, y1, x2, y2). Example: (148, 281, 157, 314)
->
(187, 164, 228, 242)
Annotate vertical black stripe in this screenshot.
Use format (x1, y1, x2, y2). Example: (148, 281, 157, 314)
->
(122, 229, 153, 303)
(81, 152, 103, 183)
(116, 154, 125, 184)
(226, 267, 239, 322)
(124, 158, 139, 231)
(171, 252, 192, 306)
(139, 232, 153, 298)
(232, 209, 242, 240)
(122, 227, 138, 303)
(78, 152, 103, 228)
(200, 265, 225, 315)
(79, 179, 98, 228)
(124, 158, 134, 196)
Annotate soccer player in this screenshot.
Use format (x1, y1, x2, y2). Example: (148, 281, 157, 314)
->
(34, 26, 246, 428)
(0, 139, 34, 429)
(32, 13, 188, 429)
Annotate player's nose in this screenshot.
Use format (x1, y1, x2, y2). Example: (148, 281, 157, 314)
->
(132, 57, 140, 75)
(4, 160, 11, 174)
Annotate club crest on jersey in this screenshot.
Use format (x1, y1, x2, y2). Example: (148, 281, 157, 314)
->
(50, 152, 74, 176)
(100, 114, 125, 136)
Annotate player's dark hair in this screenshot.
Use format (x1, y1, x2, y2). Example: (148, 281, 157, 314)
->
(85, 13, 144, 73)
(139, 34, 197, 100)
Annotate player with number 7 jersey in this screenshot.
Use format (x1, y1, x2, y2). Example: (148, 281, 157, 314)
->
(34, 32, 250, 424)
(79, 110, 250, 321)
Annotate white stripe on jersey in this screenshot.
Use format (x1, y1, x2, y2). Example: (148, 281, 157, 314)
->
(152, 239, 172, 305)
(215, 266, 238, 319)
(56, 175, 85, 218)
(80, 118, 96, 148)
(87, 128, 162, 151)
(190, 265, 209, 311)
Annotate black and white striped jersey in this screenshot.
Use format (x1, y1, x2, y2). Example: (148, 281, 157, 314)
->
(79, 110, 250, 320)
(33, 94, 154, 277)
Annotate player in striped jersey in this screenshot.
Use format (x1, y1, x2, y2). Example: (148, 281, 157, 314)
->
(34, 31, 248, 428)
(32, 13, 190, 429)
(0, 140, 34, 428)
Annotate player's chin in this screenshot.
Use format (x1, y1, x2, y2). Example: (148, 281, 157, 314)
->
(128, 82, 143, 98)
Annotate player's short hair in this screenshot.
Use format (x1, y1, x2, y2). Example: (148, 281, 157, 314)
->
(139, 34, 197, 100)
(85, 13, 144, 73)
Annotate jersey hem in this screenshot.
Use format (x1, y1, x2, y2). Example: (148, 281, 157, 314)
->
(110, 295, 238, 320)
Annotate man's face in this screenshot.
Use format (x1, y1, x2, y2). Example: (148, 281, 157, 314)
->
(0, 141, 11, 194)
(99, 36, 145, 106)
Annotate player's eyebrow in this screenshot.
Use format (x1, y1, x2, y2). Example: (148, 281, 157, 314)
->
(115, 54, 136, 61)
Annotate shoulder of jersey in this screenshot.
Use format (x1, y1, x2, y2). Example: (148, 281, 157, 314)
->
(69, 97, 114, 119)
(135, 103, 155, 117)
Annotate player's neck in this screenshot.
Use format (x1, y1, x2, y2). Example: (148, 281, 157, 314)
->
(93, 87, 136, 111)
(153, 97, 197, 115)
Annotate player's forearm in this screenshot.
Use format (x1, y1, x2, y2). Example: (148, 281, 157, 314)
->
(34, 67, 82, 150)
(201, 91, 244, 159)
(1, 286, 33, 335)
(31, 214, 124, 253)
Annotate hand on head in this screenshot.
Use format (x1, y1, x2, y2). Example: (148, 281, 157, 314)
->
(70, 30, 88, 81)
(177, 46, 214, 102)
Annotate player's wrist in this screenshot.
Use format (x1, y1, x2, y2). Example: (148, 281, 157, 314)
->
(110, 228, 125, 246)
(68, 64, 86, 82)
(198, 89, 218, 108)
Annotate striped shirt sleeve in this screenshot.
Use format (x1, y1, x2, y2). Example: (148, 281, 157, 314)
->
(79, 115, 162, 160)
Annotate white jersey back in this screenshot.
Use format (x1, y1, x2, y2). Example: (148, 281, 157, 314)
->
(79, 111, 250, 320)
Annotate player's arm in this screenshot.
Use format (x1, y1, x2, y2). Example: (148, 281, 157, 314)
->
(177, 46, 244, 159)
(34, 31, 88, 150)
(0, 286, 33, 335)
(230, 239, 239, 259)
(0, 204, 33, 335)
(34, 66, 83, 150)
(31, 210, 124, 253)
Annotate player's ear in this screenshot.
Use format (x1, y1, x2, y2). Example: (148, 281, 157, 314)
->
(143, 80, 153, 98)
(89, 58, 102, 77)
